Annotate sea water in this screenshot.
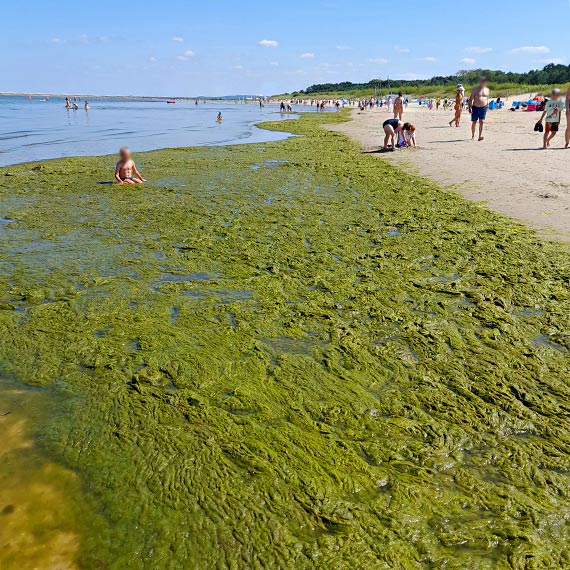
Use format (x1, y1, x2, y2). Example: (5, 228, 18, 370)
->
(0, 96, 319, 166)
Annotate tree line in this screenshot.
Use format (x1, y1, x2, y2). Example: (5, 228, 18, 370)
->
(298, 64, 570, 95)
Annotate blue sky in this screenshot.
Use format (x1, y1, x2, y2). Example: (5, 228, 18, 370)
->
(1, 0, 569, 96)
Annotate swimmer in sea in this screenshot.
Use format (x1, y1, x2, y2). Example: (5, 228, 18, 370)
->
(114, 147, 146, 185)
(217, 112, 223, 122)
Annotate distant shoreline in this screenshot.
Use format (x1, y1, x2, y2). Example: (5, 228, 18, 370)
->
(0, 92, 265, 102)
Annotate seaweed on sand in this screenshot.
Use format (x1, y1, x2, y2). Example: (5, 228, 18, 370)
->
(1, 112, 570, 568)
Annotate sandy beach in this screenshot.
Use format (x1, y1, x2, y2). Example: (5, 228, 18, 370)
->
(329, 105, 570, 240)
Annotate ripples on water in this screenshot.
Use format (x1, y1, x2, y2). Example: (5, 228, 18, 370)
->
(0, 96, 318, 166)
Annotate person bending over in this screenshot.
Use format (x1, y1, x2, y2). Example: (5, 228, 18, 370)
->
(115, 147, 146, 185)
(403, 123, 417, 147)
(383, 119, 415, 150)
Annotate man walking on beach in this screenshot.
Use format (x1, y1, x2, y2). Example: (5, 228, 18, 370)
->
(469, 77, 490, 141)
(393, 92, 404, 120)
(566, 87, 570, 149)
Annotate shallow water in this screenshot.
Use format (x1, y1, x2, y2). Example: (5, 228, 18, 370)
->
(0, 96, 318, 166)
(0, 381, 84, 570)
(2, 112, 570, 568)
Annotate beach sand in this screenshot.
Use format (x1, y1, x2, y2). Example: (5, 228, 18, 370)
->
(329, 105, 570, 240)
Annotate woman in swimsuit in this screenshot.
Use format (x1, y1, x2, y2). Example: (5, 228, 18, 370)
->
(383, 118, 404, 150)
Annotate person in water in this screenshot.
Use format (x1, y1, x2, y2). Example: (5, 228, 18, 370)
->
(84, 100, 90, 111)
(114, 148, 146, 185)
(217, 112, 223, 122)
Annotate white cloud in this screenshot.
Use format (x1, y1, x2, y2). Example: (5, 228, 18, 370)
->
(465, 46, 493, 54)
(336, 45, 352, 51)
(270, 61, 279, 66)
(399, 73, 427, 80)
(368, 58, 389, 64)
(418, 56, 437, 62)
(149, 56, 157, 63)
(538, 57, 564, 64)
(461, 58, 476, 65)
(394, 46, 410, 54)
(176, 50, 195, 61)
(232, 65, 245, 70)
(511, 46, 550, 55)
(76, 34, 112, 45)
(300, 52, 315, 59)
(259, 39, 278, 48)
(50, 37, 64, 45)
(171, 36, 185, 43)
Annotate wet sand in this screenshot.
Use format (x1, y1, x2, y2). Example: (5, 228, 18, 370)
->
(0, 390, 79, 570)
(329, 105, 570, 240)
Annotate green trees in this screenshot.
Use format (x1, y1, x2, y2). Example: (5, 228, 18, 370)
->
(300, 64, 570, 96)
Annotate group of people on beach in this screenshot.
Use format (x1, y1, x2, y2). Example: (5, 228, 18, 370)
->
(448, 77, 570, 148)
(110, 81, 570, 185)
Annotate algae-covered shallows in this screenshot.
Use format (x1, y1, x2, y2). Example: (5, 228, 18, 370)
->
(1, 112, 570, 569)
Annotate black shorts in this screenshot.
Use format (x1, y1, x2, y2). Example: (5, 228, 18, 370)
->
(546, 123, 559, 133)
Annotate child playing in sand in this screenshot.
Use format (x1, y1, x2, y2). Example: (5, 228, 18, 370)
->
(114, 148, 146, 185)
(403, 123, 417, 147)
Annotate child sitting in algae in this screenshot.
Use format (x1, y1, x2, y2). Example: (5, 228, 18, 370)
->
(114, 147, 146, 185)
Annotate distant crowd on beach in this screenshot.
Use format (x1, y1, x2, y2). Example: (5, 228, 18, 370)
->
(275, 77, 570, 151)
(98, 78, 570, 186)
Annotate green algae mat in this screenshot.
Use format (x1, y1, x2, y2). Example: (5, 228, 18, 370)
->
(2, 112, 570, 569)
